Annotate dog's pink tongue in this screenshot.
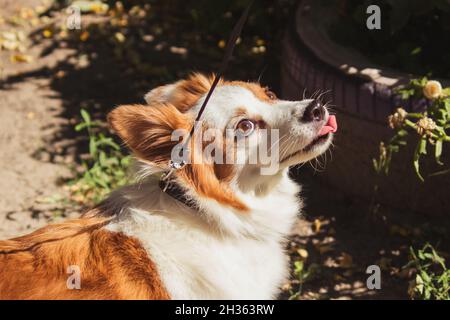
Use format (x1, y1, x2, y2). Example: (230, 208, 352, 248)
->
(318, 115, 338, 136)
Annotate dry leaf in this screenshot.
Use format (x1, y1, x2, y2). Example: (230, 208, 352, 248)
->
(55, 70, 66, 79)
(80, 31, 90, 42)
(297, 248, 308, 259)
(313, 219, 322, 233)
(114, 32, 125, 43)
(10, 53, 33, 63)
(72, 1, 109, 14)
(43, 29, 52, 38)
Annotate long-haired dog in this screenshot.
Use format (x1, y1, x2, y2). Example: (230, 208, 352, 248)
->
(0, 73, 337, 299)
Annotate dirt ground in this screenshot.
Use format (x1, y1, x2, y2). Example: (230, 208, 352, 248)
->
(0, 0, 447, 300)
(0, 0, 76, 238)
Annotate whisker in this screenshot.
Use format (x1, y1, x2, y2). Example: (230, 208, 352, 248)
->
(317, 89, 332, 102)
(302, 88, 307, 100)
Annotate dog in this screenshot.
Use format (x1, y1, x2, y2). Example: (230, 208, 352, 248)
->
(0, 73, 337, 299)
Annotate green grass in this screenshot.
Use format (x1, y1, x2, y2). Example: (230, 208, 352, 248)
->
(69, 109, 131, 206)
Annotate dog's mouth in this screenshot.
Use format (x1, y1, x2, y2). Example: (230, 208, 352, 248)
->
(280, 115, 338, 162)
(302, 132, 332, 152)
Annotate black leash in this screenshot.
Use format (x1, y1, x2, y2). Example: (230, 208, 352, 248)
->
(169, 0, 254, 172)
(160, 0, 254, 206)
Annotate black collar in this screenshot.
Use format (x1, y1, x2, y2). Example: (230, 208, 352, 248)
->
(159, 177, 199, 210)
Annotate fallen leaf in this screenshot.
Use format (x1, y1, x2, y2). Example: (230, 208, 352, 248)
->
(43, 29, 52, 38)
(114, 32, 125, 43)
(72, 1, 109, 14)
(10, 53, 33, 63)
(313, 219, 322, 233)
(80, 31, 90, 41)
(297, 248, 308, 259)
(55, 70, 66, 78)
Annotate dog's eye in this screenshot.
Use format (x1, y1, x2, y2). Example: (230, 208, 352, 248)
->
(236, 119, 255, 137)
(265, 90, 277, 100)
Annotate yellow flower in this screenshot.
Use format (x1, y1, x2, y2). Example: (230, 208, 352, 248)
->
(416, 117, 436, 136)
(423, 80, 442, 99)
(388, 107, 407, 129)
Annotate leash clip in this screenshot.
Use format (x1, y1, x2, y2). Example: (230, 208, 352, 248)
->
(160, 160, 185, 192)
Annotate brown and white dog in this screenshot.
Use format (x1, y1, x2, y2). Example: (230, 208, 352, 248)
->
(0, 73, 337, 299)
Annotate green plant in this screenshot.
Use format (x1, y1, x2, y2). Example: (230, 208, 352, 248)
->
(404, 243, 449, 300)
(373, 78, 450, 181)
(70, 109, 131, 206)
(289, 260, 318, 299)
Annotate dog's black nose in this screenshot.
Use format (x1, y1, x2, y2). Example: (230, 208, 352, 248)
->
(302, 100, 325, 122)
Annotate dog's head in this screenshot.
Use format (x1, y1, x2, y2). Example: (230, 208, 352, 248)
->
(108, 73, 336, 211)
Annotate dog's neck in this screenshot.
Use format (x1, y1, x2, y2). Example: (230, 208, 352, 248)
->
(159, 166, 287, 210)
(235, 166, 287, 197)
(100, 165, 300, 240)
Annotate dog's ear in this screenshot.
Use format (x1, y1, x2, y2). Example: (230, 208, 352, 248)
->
(144, 73, 220, 112)
(144, 82, 181, 105)
(107, 104, 190, 166)
(108, 102, 248, 212)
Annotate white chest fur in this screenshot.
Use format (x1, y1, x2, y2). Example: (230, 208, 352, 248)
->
(104, 174, 300, 299)
(106, 211, 289, 299)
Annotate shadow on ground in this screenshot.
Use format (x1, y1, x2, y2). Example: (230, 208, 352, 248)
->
(1, 0, 293, 163)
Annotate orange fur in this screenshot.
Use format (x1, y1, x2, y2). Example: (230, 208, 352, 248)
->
(170, 73, 221, 112)
(0, 211, 170, 300)
(108, 100, 249, 211)
(149, 73, 275, 113)
(108, 103, 192, 167)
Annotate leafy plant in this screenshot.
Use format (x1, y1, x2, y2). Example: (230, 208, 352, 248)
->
(289, 260, 318, 299)
(404, 243, 449, 300)
(373, 78, 450, 181)
(70, 109, 131, 206)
